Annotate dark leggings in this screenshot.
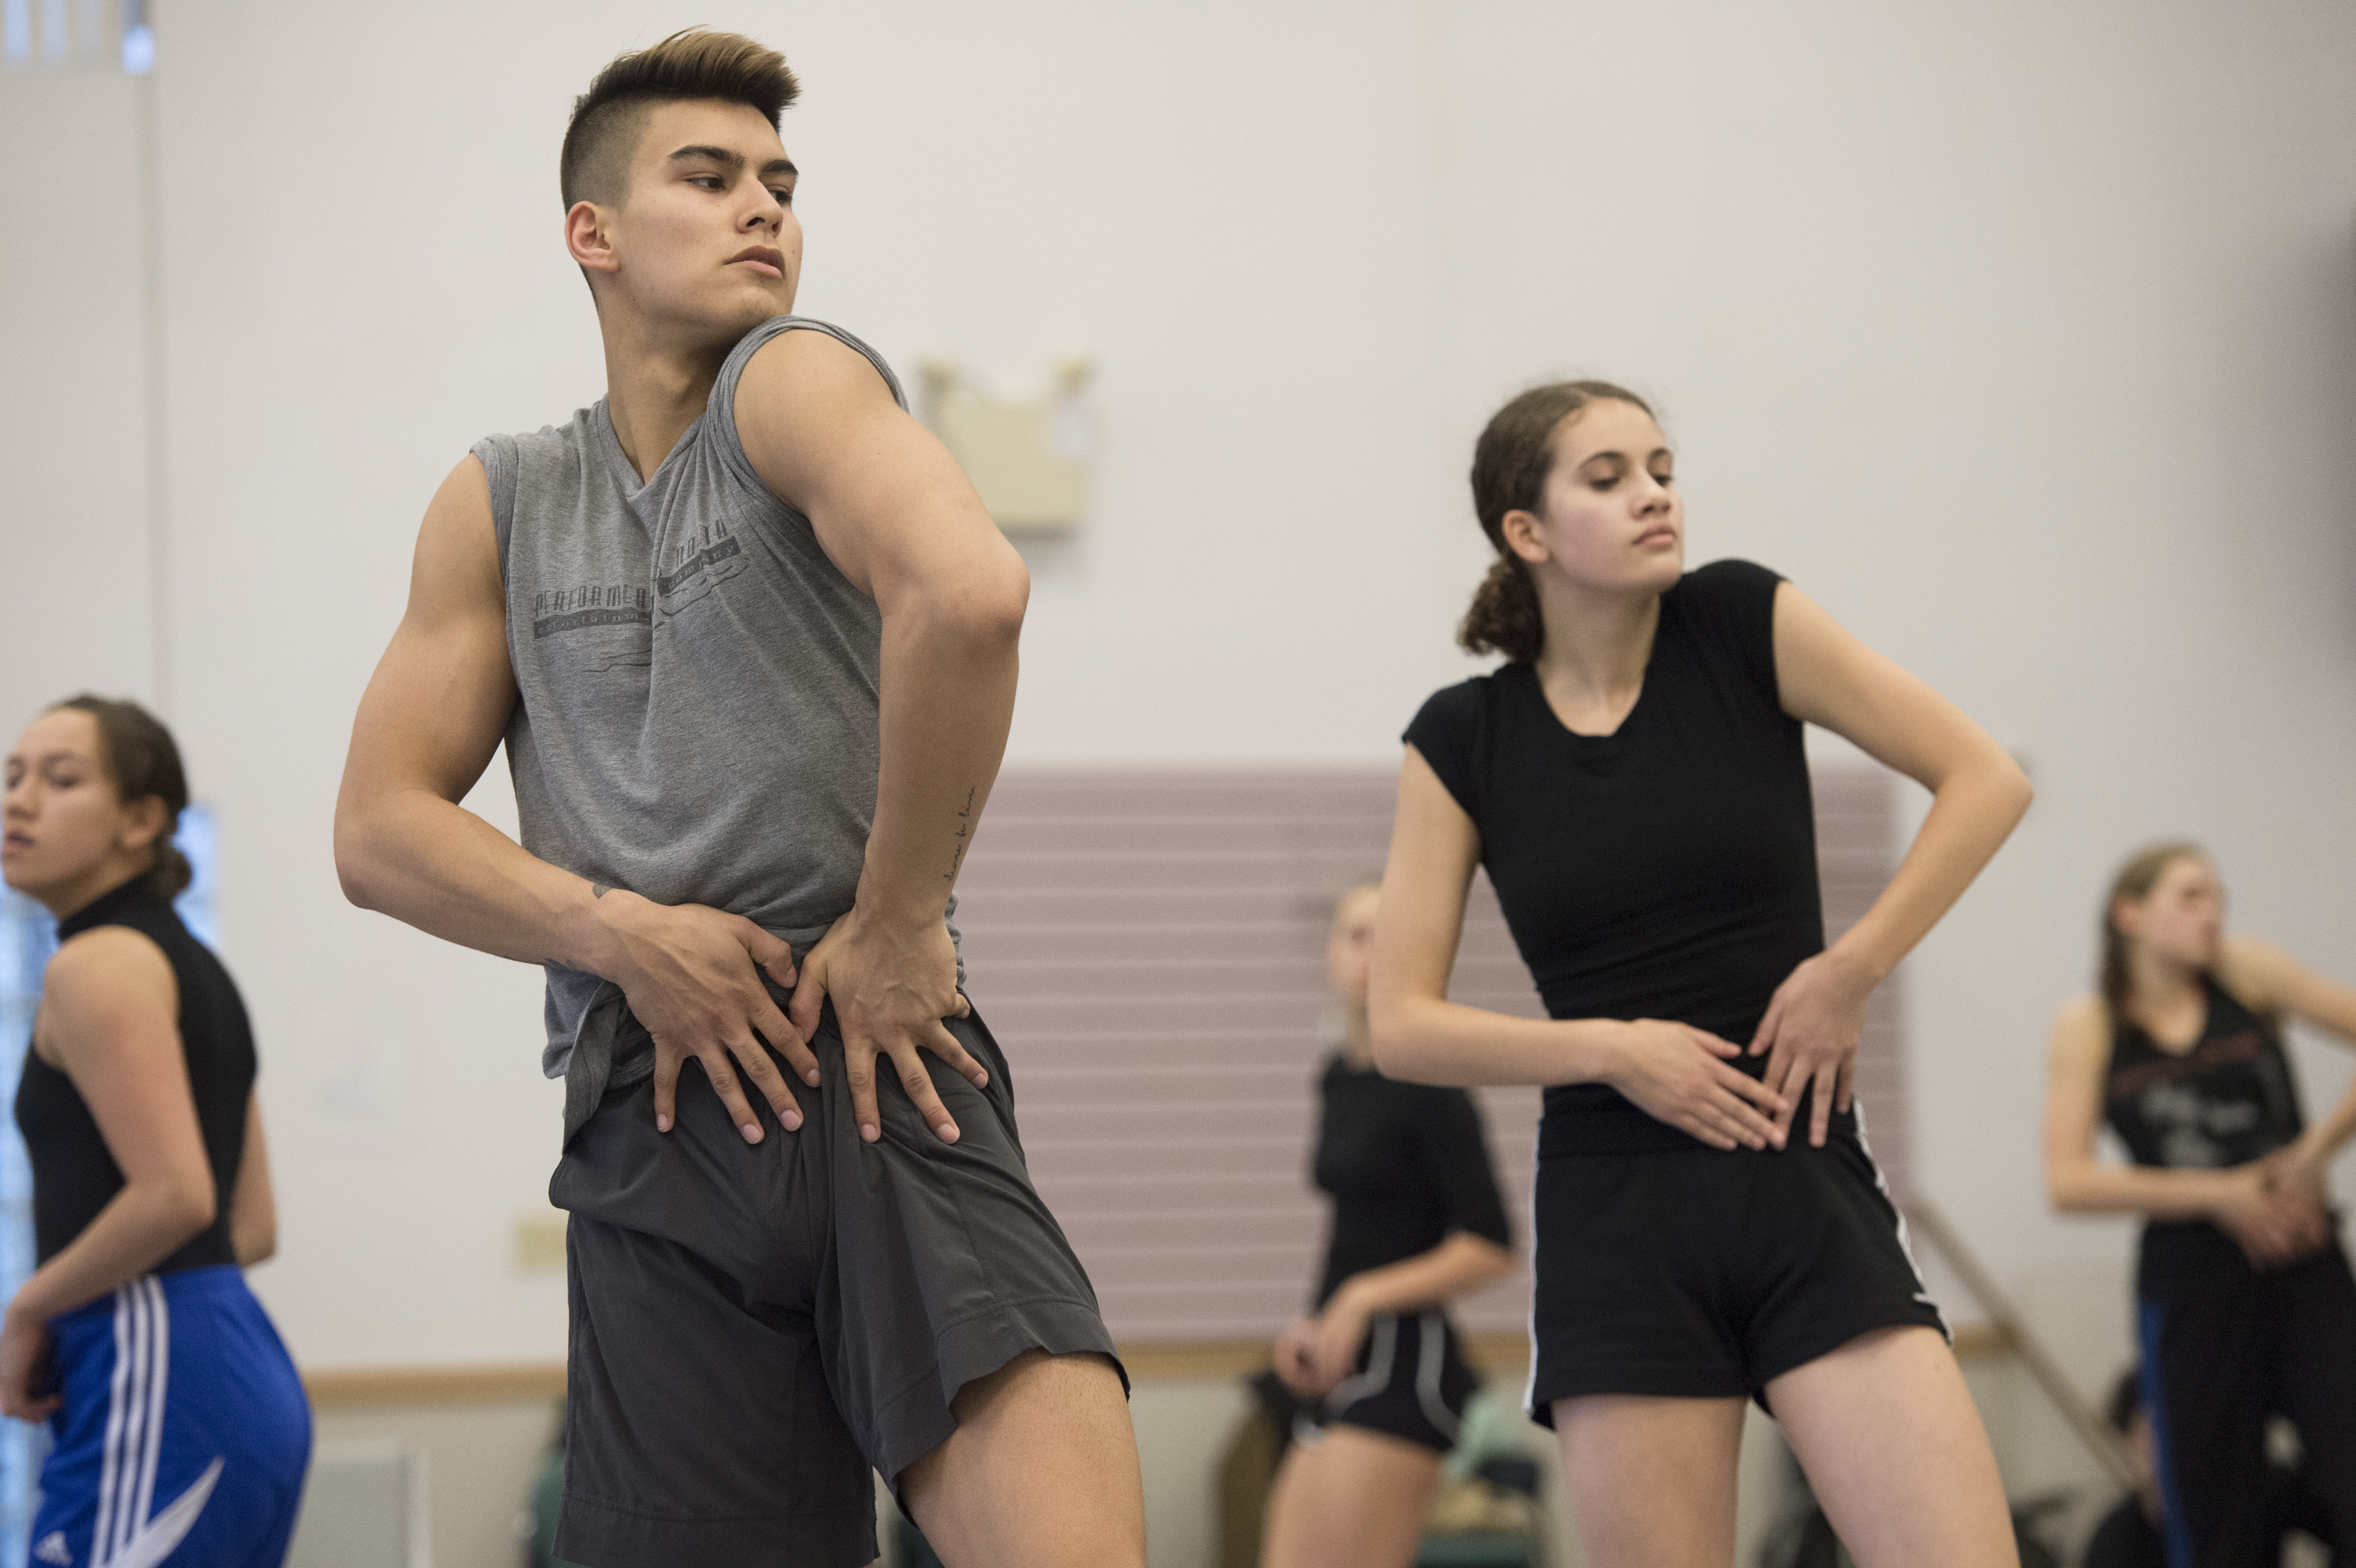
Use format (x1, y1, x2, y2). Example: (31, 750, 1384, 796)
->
(2139, 1240, 2356, 1568)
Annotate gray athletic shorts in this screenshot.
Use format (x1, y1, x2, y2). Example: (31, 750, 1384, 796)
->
(547, 1000, 1124, 1568)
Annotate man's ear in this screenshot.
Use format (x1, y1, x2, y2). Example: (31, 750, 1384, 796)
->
(566, 200, 620, 279)
(1500, 508, 1549, 566)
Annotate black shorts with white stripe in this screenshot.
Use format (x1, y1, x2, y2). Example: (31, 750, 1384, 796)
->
(1527, 1111, 1948, 1421)
(1298, 1310, 1480, 1454)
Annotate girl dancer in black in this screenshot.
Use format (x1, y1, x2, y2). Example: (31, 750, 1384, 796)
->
(1371, 382, 2032, 1567)
(0, 697, 310, 1568)
(1263, 882, 1515, 1568)
(2046, 843, 2356, 1567)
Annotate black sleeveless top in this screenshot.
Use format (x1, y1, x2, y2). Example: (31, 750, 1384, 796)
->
(14, 878, 255, 1271)
(1311, 1056, 1513, 1309)
(1404, 560, 1838, 1157)
(2104, 976, 2305, 1296)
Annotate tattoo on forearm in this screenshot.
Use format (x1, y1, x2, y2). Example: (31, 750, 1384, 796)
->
(943, 787, 975, 882)
(591, 882, 611, 899)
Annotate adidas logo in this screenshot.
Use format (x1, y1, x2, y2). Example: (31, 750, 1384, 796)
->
(33, 1531, 70, 1565)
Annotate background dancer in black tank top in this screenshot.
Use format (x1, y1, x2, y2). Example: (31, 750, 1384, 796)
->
(2046, 843, 2356, 1567)
(1372, 382, 2034, 1568)
(0, 697, 309, 1567)
(1262, 882, 1515, 1568)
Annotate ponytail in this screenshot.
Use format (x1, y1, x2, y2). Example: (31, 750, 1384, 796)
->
(1458, 555, 1544, 663)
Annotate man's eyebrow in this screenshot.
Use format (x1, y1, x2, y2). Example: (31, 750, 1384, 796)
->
(665, 145, 798, 181)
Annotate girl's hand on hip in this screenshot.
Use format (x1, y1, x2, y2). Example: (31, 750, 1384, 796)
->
(1608, 1020, 1786, 1151)
(1273, 1318, 1323, 1399)
(1749, 951, 1876, 1148)
(1299, 1296, 1375, 1397)
(2215, 1165, 2330, 1269)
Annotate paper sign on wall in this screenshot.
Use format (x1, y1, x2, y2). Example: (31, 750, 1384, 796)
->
(918, 358, 1096, 534)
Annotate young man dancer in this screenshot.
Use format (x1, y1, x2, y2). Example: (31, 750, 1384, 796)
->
(333, 31, 1145, 1568)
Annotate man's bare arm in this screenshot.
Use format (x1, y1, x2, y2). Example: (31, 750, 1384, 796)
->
(737, 330, 1029, 1144)
(334, 457, 584, 960)
(333, 457, 816, 1139)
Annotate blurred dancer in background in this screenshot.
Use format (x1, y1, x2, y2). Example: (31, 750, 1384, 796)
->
(1262, 881, 1515, 1568)
(2048, 843, 2356, 1567)
(1, 697, 308, 1568)
(2082, 1363, 2336, 1568)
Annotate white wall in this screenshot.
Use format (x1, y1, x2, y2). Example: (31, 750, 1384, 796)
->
(7, 0, 2355, 1465)
(0, 65, 153, 726)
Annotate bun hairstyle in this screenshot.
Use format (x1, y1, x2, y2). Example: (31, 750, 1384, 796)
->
(1459, 380, 1655, 664)
(2099, 840, 2205, 1015)
(51, 695, 192, 900)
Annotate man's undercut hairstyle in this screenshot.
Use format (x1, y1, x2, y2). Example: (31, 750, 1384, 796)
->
(560, 28, 800, 210)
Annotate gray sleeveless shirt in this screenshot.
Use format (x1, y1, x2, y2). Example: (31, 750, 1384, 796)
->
(473, 317, 958, 1128)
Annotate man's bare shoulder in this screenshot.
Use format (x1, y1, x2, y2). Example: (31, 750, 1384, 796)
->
(741, 322, 894, 388)
(735, 327, 901, 473)
(409, 454, 504, 624)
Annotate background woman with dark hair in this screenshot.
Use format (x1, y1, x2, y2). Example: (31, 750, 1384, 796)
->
(1261, 882, 1516, 1568)
(0, 697, 310, 1568)
(1371, 382, 2033, 1567)
(2047, 843, 2356, 1567)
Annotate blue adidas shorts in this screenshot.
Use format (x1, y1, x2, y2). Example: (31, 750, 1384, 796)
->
(30, 1266, 310, 1568)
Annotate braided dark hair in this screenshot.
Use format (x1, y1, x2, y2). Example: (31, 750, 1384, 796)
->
(1459, 380, 1655, 662)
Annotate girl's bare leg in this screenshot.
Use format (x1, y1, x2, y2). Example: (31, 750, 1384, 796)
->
(1554, 1393, 1746, 1568)
(1261, 1424, 1446, 1568)
(1766, 1326, 2018, 1568)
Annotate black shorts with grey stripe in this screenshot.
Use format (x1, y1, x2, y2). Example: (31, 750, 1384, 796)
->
(1527, 1114, 1946, 1421)
(548, 1000, 1124, 1568)
(1299, 1310, 1480, 1454)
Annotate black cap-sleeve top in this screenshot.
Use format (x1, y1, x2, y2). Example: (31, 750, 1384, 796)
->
(1312, 1057, 1514, 1309)
(1403, 559, 1834, 1157)
(14, 878, 255, 1271)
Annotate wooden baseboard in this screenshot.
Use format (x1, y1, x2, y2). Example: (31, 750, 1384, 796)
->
(301, 1336, 1527, 1410)
(305, 1362, 567, 1409)
(1112, 1332, 1533, 1382)
(1951, 1322, 2009, 1359)
(304, 1324, 2009, 1410)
